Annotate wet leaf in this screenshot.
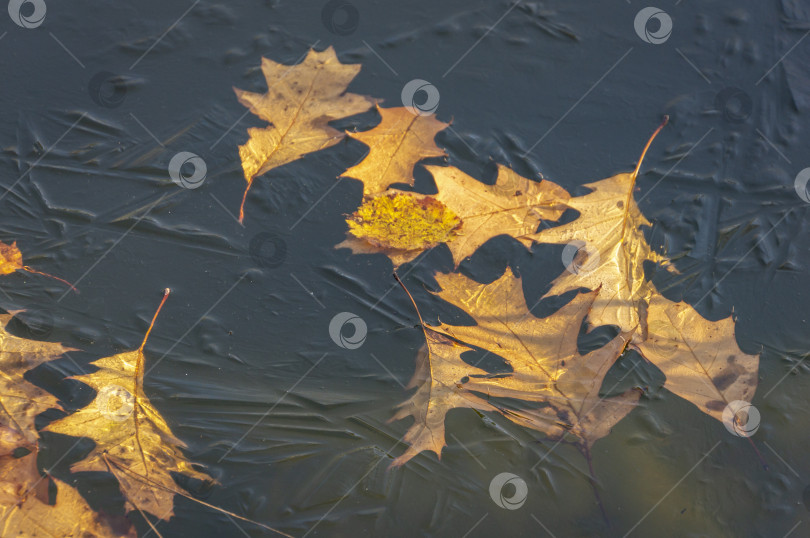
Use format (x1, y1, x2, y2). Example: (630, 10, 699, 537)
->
(0, 426, 136, 538)
(337, 164, 569, 267)
(520, 120, 673, 337)
(338, 191, 461, 265)
(0, 313, 71, 444)
(631, 293, 759, 422)
(341, 106, 449, 196)
(390, 269, 639, 465)
(44, 290, 212, 521)
(235, 47, 374, 222)
(389, 329, 498, 467)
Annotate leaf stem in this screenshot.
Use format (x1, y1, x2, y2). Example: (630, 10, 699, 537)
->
(140, 288, 171, 353)
(631, 115, 669, 182)
(238, 180, 252, 224)
(21, 266, 79, 294)
(393, 271, 427, 330)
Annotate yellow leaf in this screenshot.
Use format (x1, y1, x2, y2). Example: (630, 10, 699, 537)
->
(338, 191, 461, 265)
(235, 47, 374, 222)
(336, 165, 569, 267)
(44, 290, 211, 521)
(0, 241, 77, 293)
(342, 106, 448, 196)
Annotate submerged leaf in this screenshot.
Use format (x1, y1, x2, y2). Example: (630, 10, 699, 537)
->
(342, 106, 449, 196)
(235, 47, 374, 222)
(44, 290, 211, 520)
(631, 293, 759, 422)
(0, 313, 70, 444)
(339, 191, 461, 264)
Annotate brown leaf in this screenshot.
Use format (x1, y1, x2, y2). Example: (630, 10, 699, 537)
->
(44, 290, 211, 520)
(389, 329, 498, 467)
(521, 119, 673, 337)
(0, 313, 71, 444)
(429, 164, 570, 266)
(631, 293, 759, 422)
(342, 106, 448, 196)
(0, 426, 136, 537)
(235, 47, 374, 222)
(431, 268, 639, 449)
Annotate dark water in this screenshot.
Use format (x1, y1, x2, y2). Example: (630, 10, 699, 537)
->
(1, 0, 809, 536)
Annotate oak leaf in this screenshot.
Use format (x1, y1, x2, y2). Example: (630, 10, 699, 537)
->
(390, 269, 638, 466)
(337, 164, 569, 267)
(0, 426, 136, 538)
(341, 106, 449, 196)
(0, 313, 71, 444)
(389, 328, 498, 467)
(631, 293, 759, 422)
(520, 121, 672, 336)
(235, 47, 374, 222)
(44, 290, 211, 521)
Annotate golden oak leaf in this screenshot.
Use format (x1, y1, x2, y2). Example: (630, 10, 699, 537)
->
(337, 191, 462, 267)
(0, 241, 77, 292)
(431, 269, 639, 449)
(337, 165, 568, 267)
(44, 290, 211, 521)
(428, 165, 569, 266)
(631, 293, 759, 423)
(389, 328, 499, 467)
(0, 426, 136, 538)
(521, 119, 672, 337)
(342, 106, 448, 196)
(235, 47, 374, 222)
(0, 313, 70, 444)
